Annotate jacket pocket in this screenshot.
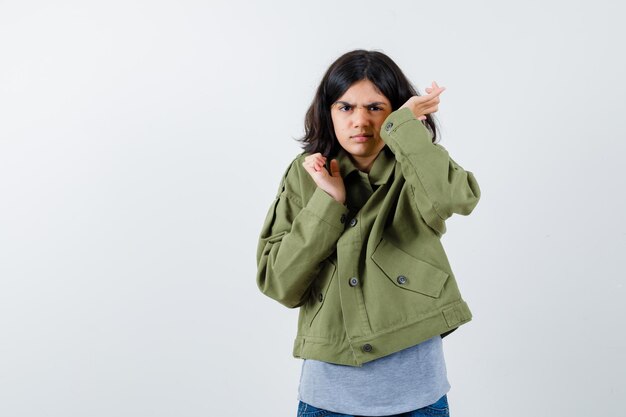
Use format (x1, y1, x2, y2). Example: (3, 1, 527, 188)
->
(304, 260, 336, 327)
(371, 239, 448, 298)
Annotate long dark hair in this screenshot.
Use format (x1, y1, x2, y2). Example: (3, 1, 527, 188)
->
(298, 49, 439, 157)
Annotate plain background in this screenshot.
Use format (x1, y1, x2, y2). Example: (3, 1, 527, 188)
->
(1, 0, 625, 416)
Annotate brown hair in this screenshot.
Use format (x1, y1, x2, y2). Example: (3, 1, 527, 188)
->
(297, 49, 439, 157)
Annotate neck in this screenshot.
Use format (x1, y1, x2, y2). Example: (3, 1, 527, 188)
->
(351, 154, 377, 173)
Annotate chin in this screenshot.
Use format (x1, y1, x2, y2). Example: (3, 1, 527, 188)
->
(349, 142, 382, 154)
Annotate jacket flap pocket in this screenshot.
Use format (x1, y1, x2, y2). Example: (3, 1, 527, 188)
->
(371, 239, 448, 298)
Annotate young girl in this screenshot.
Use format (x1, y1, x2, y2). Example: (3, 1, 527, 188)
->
(256, 49, 481, 417)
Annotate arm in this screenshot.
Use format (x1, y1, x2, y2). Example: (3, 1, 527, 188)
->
(256, 159, 349, 308)
(381, 107, 481, 235)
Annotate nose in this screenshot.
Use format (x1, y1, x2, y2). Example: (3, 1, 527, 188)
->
(351, 107, 371, 128)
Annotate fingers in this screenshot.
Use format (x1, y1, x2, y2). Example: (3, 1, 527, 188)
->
(302, 153, 327, 176)
(412, 94, 440, 111)
(398, 82, 445, 118)
(416, 82, 445, 111)
(305, 153, 326, 171)
(406, 92, 441, 118)
(433, 81, 444, 90)
(431, 81, 444, 91)
(329, 159, 340, 177)
(426, 86, 445, 99)
(423, 81, 445, 97)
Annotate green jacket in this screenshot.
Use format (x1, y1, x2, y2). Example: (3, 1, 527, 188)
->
(256, 107, 481, 366)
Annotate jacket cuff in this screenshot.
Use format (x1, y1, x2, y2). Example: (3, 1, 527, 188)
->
(381, 107, 433, 150)
(304, 187, 349, 231)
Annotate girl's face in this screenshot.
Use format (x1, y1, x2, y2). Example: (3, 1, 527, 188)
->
(330, 79, 392, 169)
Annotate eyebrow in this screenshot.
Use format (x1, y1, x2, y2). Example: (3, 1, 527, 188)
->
(333, 101, 388, 107)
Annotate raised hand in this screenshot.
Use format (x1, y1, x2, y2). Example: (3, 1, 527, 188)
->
(401, 81, 445, 121)
(302, 153, 346, 205)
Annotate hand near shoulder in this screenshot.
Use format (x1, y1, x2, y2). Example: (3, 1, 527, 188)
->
(302, 153, 346, 205)
(400, 81, 446, 120)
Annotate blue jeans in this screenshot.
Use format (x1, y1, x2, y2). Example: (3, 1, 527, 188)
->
(296, 394, 449, 417)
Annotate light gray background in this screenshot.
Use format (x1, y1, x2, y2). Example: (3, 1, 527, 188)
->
(1, 1, 624, 416)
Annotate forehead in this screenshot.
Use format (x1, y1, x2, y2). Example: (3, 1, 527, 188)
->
(337, 79, 390, 103)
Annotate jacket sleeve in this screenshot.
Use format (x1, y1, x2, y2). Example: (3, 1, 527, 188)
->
(256, 159, 349, 308)
(381, 107, 481, 236)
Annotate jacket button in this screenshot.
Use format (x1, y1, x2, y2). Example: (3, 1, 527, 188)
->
(397, 275, 407, 285)
(349, 218, 357, 227)
(349, 277, 359, 287)
(318, 293, 323, 302)
(340, 214, 347, 224)
(385, 122, 393, 131)
(362, 343, 373, 353)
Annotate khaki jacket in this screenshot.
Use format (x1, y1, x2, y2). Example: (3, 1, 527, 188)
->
(256, 107, 481, 366)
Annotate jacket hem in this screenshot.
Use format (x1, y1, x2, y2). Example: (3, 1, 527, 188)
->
(292, 299, 472, 366)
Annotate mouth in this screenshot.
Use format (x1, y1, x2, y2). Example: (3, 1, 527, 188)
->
(351, 133, 373, 143)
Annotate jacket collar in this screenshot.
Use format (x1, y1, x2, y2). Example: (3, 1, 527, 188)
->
(336, 145, 395, 185)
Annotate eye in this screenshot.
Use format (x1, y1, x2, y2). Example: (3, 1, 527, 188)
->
(339, 105, 352, 112)
(368, 106, 383, 111)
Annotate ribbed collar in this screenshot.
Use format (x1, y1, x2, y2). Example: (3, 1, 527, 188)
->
(336, 145, 395, 185)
